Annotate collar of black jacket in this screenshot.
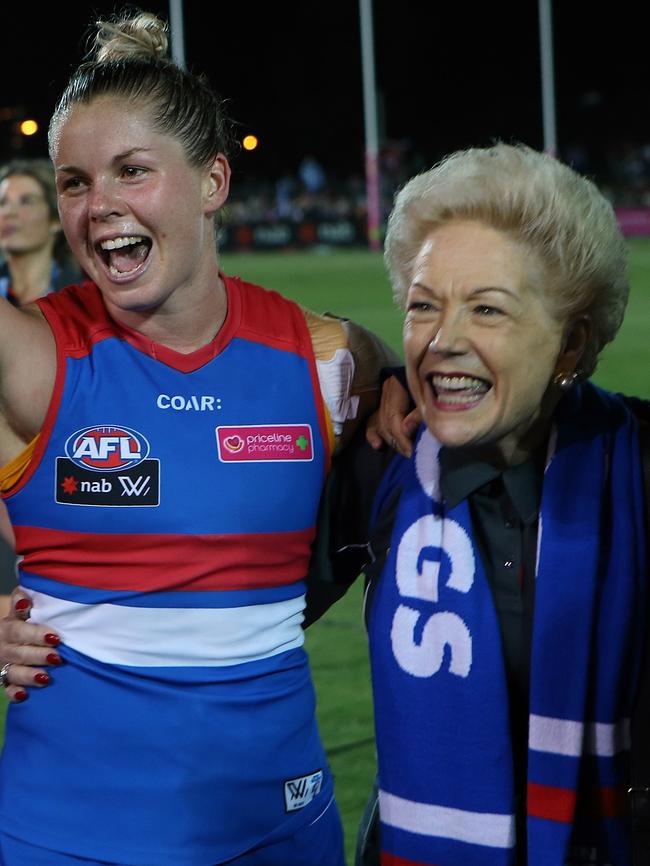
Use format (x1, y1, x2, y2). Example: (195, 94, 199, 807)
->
(439, 445, 545, 524)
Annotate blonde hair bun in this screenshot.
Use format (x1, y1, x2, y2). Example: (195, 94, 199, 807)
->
(93, 11, 169, 63)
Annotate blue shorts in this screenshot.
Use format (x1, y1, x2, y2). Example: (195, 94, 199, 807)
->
(0, 796, 346, 866)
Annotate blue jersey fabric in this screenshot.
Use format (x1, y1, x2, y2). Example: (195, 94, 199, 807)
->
(0, 796, 345, 866)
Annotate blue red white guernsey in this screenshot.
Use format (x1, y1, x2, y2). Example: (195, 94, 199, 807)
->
(0, 276, 335, 865)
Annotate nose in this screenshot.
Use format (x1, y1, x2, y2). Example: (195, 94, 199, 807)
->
(427, 310, 467, 356)
(87, 180, 123, 222)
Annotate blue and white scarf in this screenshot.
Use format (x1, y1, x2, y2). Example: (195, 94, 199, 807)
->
(368, 383, 645, 866)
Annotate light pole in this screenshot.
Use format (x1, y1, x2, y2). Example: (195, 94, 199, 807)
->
(169, 0, 186, 69)
(359, 0, 381, 251)
(538, 0, 557, 156)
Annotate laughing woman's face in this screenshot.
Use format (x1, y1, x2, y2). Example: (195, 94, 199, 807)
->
(403, 219, 573, 466)
(51, 95, 228, 322)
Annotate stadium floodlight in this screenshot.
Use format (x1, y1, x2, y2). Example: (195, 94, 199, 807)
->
(19, 119, 39, 137)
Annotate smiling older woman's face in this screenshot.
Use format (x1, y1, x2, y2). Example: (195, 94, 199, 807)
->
(404, 219, 577, 466)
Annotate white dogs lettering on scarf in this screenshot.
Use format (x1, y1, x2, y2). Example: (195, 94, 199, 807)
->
(391, 431, 475, 679)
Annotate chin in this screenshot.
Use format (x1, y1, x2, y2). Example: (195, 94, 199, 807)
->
(424, 413, 478, 449)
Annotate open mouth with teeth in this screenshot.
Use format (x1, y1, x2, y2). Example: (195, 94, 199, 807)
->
(428, 373, 492, 408)
(98, 235, 152, 277)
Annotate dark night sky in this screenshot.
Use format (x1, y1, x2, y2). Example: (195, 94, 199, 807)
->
(1, 1, 648, 184)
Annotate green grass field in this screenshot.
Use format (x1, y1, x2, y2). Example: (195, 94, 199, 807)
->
(1, 239, 649, 864)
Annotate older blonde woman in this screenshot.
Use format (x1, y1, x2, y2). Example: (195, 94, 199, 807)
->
(334, 144, 647, 866)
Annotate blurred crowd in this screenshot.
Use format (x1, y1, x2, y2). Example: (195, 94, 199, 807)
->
(602, 140, 650, 207)
(3, 141, 649, 245)
(225, 142, 423, 228)
(225, 139, 650, 229)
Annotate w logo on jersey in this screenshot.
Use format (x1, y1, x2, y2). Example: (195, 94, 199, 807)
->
(283, 770, 323, 812)
(118, 476, 151, 497)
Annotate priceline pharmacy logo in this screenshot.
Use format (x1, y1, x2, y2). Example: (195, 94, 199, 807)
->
(216, 425, 314, 462)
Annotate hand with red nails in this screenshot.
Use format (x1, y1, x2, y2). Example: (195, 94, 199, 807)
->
(0, 588, 59, 702)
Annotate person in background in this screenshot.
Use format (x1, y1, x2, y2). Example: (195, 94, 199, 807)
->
(0, 158, 81, 305)
(0, 159, 82, 617)
(329, 143, 648, 866)
(0, 9, 396, 866)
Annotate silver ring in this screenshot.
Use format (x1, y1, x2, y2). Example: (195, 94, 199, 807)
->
(0, 662, 12, 688)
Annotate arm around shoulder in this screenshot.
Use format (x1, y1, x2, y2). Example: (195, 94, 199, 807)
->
(303, 306, 401, 454)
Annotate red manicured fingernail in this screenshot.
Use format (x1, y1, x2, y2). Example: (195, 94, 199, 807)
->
(44, 634, 60, 646)
(14, 690, 28, 702)
(15, 599, 30, 611)
(46, 653, 62, 665)
(34, 673, 51, 685)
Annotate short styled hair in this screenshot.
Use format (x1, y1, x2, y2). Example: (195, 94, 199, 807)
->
(384, 143, 629, 378)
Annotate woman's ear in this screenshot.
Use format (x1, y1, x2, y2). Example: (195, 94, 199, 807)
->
(555, 316, 591, 379)
(203, 154, 231, 215)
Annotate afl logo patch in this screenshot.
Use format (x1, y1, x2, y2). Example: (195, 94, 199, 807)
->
(65, 425, 150, 472)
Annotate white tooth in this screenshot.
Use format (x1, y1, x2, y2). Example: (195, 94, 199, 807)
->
(109, 262, 142, 277)
(438, 392, 483, 404)
(432, 375, 487, 392)
(100, 235, 144, 251)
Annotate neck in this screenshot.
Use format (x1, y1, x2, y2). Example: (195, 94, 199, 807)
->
(459, 420, 555, 470)
(5, 246, 55, 303)
(470, 390, 563, 469)
(109, 271, 229, 354)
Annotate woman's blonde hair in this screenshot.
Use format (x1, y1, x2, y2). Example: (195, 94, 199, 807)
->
(384, 143, 629, 378)
(49, 10, 234, 169)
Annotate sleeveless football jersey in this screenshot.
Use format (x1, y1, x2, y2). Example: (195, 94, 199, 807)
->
(0, 276, 335, 865)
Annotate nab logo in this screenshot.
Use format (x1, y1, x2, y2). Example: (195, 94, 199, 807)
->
(65, 425, 150, 472)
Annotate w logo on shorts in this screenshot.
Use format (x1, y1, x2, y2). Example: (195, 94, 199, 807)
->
(284, 770, 323, 811)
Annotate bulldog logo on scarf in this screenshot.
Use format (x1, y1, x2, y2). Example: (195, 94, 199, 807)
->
(392, 512, 474, 678)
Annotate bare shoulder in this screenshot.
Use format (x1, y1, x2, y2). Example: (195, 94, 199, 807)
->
(0, 298, 56, 459)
